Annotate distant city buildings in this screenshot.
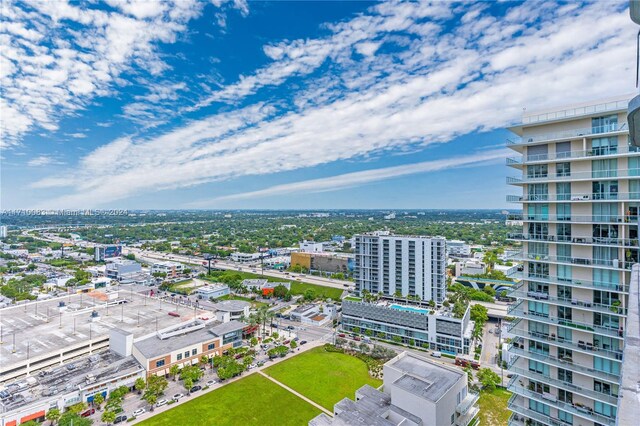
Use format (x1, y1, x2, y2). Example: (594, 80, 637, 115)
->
(151, 261, 184, 277)
(299, 240, 324, 253)
(94, 244, 122, 261)
(0, 226, 7, 239)
(290, 251, 354, 275)
(193, 283, 231, 300)
(310, 351, 478, 426)
(447, 239, 471, 257)
(105, 260, 142, 281)
(355, 232, 446, 303)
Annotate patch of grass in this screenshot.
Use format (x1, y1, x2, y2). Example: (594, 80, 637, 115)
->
(477, 387, 511, 426)
(343, 296, 362, 302)
(289, 281, 343, 301)
(264, 346, 381, 410)
(138, 373, 320, 426)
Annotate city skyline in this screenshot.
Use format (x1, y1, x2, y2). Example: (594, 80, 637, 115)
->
(1, 1, 636, 210)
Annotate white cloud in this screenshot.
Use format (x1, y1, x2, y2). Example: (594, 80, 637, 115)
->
(31, 1, 635, 208)
(27, 155, 64, 167)
(190, 148, 509, 206)
(0, 0, 249, 147)
(67, 132, 87, 138)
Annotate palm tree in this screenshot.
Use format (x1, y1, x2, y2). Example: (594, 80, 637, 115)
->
(257, 305, 270, 337)
(169, 364, 180, 381)
(266, 310, 276, 334)
(45, 408, 61, 425)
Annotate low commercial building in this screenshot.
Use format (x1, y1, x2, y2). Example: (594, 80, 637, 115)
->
(341, 299, 473, 355)
(132, 320, 245, 377)
(212, 300, 251, 320)
(151, 261, 184, 278)
(0, 330, 144, 426)
(105, 260, 142, 281)
(310, 352, 479, 426)
(299, 240, 324, 253)
(194, 283, 230, 300)
(243, 279, 290, 296)
(230, 252, 261, 263)
(290, 303, 337, 326)
(291, 252, 353, 275)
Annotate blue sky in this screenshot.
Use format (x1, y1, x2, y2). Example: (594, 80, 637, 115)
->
(0, 0, 635, 210)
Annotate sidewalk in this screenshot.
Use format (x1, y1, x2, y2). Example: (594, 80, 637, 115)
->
(258, 371, 332, 416)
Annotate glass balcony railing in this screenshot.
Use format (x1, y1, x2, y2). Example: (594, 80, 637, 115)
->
(506, 213, 638, 224)
(506, 144, 640, 165)
(507, 192, 640, 202)
(508, 169, 640, 185)
(508, 301, 623, 338)
(521, 100, 629, 125)
(456, 392, 480, 415)
(508, 343, 621, 383)
(455, 406, 479, 426)
(508, 394, 571, 426)
(509, 288, 627, 316)
(506, 233, 638, 248)
(506, 251, 634, 271)
(508, 272, 630, 293)
(507, 382, 616, 426)
(506, 122, 628, 145)
(507, 322, 624, 361)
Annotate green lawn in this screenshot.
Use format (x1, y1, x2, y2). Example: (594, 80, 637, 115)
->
(264, 346, 381, 410)
(477, 387, 511, 425)
(139, 373, 321, 426)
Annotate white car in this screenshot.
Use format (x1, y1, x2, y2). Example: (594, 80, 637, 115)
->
(133, 408, 146, 417)
(155, 399, 168, 407)
(172, 393, 185, 401)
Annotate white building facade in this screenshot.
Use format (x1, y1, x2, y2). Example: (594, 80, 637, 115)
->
(355, 233, 446, 303)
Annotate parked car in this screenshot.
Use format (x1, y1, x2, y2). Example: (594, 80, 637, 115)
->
(338, 333, 346, 337)
(168, 311, 180, 317)
(190, 385, 202, 393)
(133, 408, 146, 417)
(206, 380, 216, 387)
(114, 415, 128, 424)
(283, 340, 291, 345)
(431, 351, 442, 358)
(300, 340, 307, 345)
(172, 393, 184, 401)
(155, 399, 168, 407)
(81, 409, 95, 417)
(354, 336, 361, 341)
(293, 337, 299, 341)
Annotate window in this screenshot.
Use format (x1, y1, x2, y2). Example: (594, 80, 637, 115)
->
(558, 390, 573, 404)
(556, 203, 571, 221)
(593, 203, 619, 222)
(556, 243, 571, 261)
(528, 183, 548, 201)
(528, 223, 548, 239)
(528, 301, 549, 317)
(594, 290, 619, 306)
(192, 349, 197, 356)
(529, 400, 550, 416)
(558, 367, 573, 383)
(451, 413, 455, 425)
(557, 326, 572, 343)
(556, 182, 571, 201)
(592, 159, 617, 178)
(528, 321, 549, 337)
(593, 224, 618, 241)
(558, 410, 573, 425)
(558, 348, 573, 363)
(528, 204, 549, 220)
(591, 136, 617, 155)
(592, 115, 618, 133)
(630, 180, 640, 198)
(528, 340, 549, 355)
(528, 164, 548, 179)
(593, 180, 618, 200)
(594, 312, 619, 330)
(594, 401, 617, 419)
(594, 356, 621, 375)
(177, 353, 182, 361)
(529, 360, 549, 376)
(529, 380, 549, 394)
(594, 380, 618, 397)
(593, 268, 620, 290)
(556, 162, 570, 177)
(155, 359, 165, 368)
(528, 262, 549, 278)
(629, 157, 640, 176)
(557, 264, 572, 282)
(557, 285, 572, 301)
(207, 343, 215, 350)
(558, 306, 572, 321)
(184, 351, 189, 359)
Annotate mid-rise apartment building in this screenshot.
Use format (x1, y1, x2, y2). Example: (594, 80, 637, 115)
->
(355, 232, 446, 303)
(447, 240, 472, 257)
(310, 352, 479, 426)
(506, 95, 633, 426)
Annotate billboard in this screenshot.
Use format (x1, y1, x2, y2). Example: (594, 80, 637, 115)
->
(95, 245, 122, 261)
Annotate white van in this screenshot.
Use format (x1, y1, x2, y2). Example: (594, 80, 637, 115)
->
(430, 351, 442, 358)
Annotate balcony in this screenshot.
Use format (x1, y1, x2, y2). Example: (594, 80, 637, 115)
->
(508, 343, 621, 383)
(507, 322, 624, 361)
(507, 382, 616, 426)
(506, 144, 640, 166)
(506, 122, 628, 146)
(507, 192, 640, 203)
(508, 395, 569, 426)
(508, 301, 623, 338)
(455, 406, 479, 426)
(456, 392, 480, 415)
(507, 363, 619, 405)
(507, 213, 638, 224)
(509, 272, 630, 293)
(506, 233, 638, 248)
(509, 288, 627, 316)
(507, 169, 640, 185)
(507, 251, 634, 271)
